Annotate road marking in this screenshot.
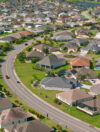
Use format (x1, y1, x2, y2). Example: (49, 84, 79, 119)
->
(5, 50, 90, 132)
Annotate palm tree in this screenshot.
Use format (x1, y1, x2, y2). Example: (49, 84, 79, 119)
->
(85, 73, 90, 80)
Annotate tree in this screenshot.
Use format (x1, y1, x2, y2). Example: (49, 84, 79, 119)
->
(26, 46, 32, 52)
(50, 33, 53, 37)
(90, 61, 94, 69)
(42, 48, 49, 54)
(88, 50, 92, 54)
(56, 124, 62, 132)
(77, 74, 86, 81)
(2, 43, 12, 52)
(31, 58, 40, 63)
(98, 73, 100, 79)
(0, 84, 3, 91)
(85, 73, 90, 79)
(54, 98, 62, 105)
(17, 52, 26, 63)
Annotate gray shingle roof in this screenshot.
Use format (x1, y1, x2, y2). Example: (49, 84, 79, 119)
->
(37, 55, 65, 66)
(1, 36, 16, 42)
(61, 42, 78, 49)
(41, 76, 77, 89)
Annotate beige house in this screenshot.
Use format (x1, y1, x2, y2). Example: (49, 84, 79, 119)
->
(56, 89, 93, 106)
(77, 97, 100, 115)
(4, 120, 54, 132)
(0, 107, 31, 128)
(0, 98, 12, 111)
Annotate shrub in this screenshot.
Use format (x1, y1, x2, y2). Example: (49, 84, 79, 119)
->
(29, 109, 45, 119)
(17, 52, 26, 63)
(54, 98, 62, 105)
(31, 58, 40, 63)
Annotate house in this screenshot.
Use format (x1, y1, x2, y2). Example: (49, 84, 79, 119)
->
(94, 61, 100, 70)
(0, 36, 16, 43)
(0, 98, 12, 111)
(94, 32, 100, 39)
(32, 28, 44, 34)
(75, 28, 89, 38)
(0, 29, 4, 34)
(40, 76, 78, 91)
(77, 21, 87, 26)
(0, 107, 32, 128)
(26, 51, 45, 61)
(56, 89, 93, 106)
(67, 22, 79, 27)
(54, 31, 73, 37)
(23, 22, 34, 28)
(13, 21, 22, 28)
(81, 40, 100, 54)
(90, 84, 100, 95)
(75, 38, 89, 46)
(75, 68, 98, 79)
(36, 55, 66, 69)
(61, 42, 78, 53)
(58, 68, 97, 80)
(53, 31, 73, 42)
(33, 44, 57, 53)
(77, 97, 100, 115)
(4, 120, 54, 132)
(70, 57, 90, 69)
(53, 35, 73, 42)
(10, 33, 22, 39)
(3, 28, 14, 33)
(19, 31, 34, 37)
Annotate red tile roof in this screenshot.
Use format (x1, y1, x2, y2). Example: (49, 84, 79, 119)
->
(20, 31, 34, 36)
(71, 57, 90, 67)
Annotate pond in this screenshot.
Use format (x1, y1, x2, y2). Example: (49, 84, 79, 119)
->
(70, 1, 100, 7)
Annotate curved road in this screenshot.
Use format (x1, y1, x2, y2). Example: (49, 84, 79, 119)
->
(1, 39, 100, 132)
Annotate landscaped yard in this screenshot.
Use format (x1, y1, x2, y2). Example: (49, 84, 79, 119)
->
(86, 53, 100, 59)
(14, 58, 100, 128)
(81, 81, 92, 86)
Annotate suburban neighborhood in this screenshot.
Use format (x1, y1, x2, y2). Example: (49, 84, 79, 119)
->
(0, 0, 100, 132)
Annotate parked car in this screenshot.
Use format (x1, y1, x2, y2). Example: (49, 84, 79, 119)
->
(5, 75, 9, 79)
(17, 81, 20, 83)
(25, 43, 28, 46)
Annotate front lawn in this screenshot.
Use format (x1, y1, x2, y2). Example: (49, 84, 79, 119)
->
(14, 58, 100, 128)
(86, 53, 100, 59)
(81, 81, 92, 86)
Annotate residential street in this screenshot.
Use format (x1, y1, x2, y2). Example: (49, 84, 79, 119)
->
(1, 39, 100, 132)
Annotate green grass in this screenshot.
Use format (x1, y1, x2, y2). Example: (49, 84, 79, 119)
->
(53, 62, 71, 73)
(14, 58, 100, 128)
(41, 118, 73, 132)
(86, 53, 100, 59)
(80, 87, 90, 92)
(64, 54, 75, 58)
(0, 129, 4, 132)
(81, 81, 92, 86)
